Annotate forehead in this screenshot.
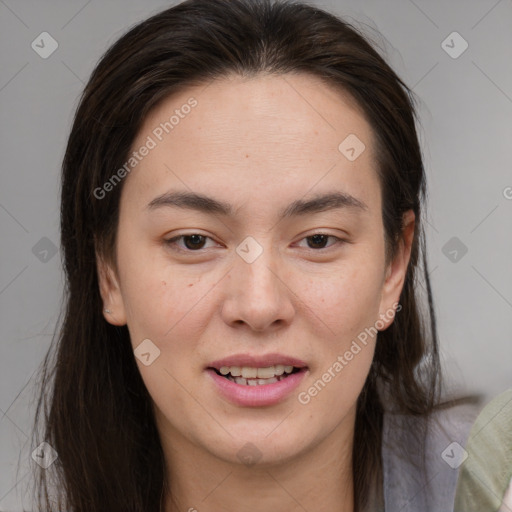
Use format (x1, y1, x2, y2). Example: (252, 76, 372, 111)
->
(122, 73, 381, 218)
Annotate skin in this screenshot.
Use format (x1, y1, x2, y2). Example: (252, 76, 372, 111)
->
(97, 72, 415, 512)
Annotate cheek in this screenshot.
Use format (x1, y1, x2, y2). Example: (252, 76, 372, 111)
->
(298, 343, 375, 425)
(121, 267, 212, 408)
(296, 260, 384, 342)
(295, 266, 381, 417)
(117, 241, 214, 343)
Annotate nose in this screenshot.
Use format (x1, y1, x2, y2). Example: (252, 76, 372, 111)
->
(221, 243, 295, 333)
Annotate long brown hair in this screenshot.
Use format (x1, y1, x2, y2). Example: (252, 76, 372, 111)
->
(31, 0, 441, 510)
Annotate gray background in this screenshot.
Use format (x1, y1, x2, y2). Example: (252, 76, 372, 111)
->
(0, 0, 511, 509)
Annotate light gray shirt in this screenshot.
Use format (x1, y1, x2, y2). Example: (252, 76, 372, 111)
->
(380, 400, 481, 512)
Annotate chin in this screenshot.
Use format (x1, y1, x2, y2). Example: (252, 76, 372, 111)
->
(201, 425, 312, 467)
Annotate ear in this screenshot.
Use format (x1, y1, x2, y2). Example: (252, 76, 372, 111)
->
(377, 209, 415, 330)
(96, 252, 127, 326)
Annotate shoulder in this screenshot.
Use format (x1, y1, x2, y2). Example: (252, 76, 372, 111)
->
(454, 389, 512, 512)
(381, 398, 482, 512)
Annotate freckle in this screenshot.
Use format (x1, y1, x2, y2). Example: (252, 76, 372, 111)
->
(245, 154, 249, 158)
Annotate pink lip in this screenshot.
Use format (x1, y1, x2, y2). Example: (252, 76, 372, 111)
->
(207, 353, 307, 370)
(206, 368, 308, 407)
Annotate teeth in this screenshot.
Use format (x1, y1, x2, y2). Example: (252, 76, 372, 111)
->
(257, 367, 276, 378)
(219, 365, 296, 378)
(217, 364, 299, 383)
(227, 375, 282, 386)
(241, 367, 258, 379)
(274, 364, 285, 375)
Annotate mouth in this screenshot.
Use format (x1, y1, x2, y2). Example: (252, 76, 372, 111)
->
(206, 354, 308, 406)
(209, 364, 304, 386)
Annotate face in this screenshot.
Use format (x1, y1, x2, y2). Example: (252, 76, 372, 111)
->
(98, 73, 414, 468)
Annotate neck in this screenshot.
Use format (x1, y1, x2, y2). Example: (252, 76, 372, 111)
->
(160, 413, 355, 512)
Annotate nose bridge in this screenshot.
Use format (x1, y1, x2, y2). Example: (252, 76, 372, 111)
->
(223, 234, 294, 329)
(235, 234, 281, 298)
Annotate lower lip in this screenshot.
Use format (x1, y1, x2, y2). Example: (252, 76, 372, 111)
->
(206, 368, 308, 407)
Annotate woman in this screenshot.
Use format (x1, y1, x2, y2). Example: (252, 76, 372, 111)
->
(31, 0, 480, 510)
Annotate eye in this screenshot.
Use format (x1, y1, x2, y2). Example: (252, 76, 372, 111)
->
(164, 234, 216, 252)
(295, 233, 345, 251)
(164, 232, 345, 253)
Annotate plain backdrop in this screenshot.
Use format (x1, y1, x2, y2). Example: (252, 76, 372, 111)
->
(0, 0, 511, 509)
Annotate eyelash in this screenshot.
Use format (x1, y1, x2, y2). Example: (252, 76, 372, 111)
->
(163, 233, 346, 254)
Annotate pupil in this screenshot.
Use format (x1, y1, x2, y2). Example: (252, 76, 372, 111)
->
(308, 234, 328, 249)
(184, 234, 205, 250)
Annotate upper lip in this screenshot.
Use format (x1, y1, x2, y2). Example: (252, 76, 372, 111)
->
(208, 353, 308, 370)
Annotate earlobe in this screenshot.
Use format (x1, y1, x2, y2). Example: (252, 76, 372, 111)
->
(378, 210, 415, 330)
(96, 253, 128, 326)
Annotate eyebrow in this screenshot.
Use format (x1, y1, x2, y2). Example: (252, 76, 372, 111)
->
(146, 190, 368, 219)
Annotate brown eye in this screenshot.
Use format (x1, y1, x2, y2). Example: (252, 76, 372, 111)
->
(296, 233, 345, 251)
(306, 234, 331, 249)
(164, 234, 214, 252)
(181, 234, 207, 250)
(164, 232, 346, 255)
